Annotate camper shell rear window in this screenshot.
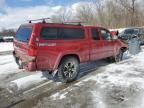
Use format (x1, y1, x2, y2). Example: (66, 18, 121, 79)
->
(16, 26, 32, 42)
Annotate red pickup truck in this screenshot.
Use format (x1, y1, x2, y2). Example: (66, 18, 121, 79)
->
(13, 22, 127, 83)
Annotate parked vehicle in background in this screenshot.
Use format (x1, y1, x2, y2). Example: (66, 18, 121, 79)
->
(0, 36, 4, 42)
(109, 30, 119, 40)
(13, 19, 128, 83)
(3, 36, 14, 42)
(110, 30, 119, 36)
(118, 27, 144, 45)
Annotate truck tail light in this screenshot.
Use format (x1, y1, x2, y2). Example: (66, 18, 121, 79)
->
(28, 45, 37, 56)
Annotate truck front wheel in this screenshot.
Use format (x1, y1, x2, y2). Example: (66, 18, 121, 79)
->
(58, 57, 80, 83)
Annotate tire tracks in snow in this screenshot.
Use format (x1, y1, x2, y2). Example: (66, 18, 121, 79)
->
(0, 60, 14, 65)
(4, 60, 108, 108)
(0, 69, 34, 108)
(0, 51, 12, 56)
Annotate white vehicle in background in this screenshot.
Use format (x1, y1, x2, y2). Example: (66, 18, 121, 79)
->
(3, 36, 14, 42)
(0, 36, 14, 52)
(109, 28, 126, 34)
(0, 36, 4, 42)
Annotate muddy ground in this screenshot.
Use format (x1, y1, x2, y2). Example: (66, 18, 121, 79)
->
(0, 53, 109, 108)
(1, 52, 144, 108)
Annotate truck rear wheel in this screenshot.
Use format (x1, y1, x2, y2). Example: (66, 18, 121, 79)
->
(58, 57, 80, 83)
(13, 51, 23, 69)
(115, 50, 124, 62)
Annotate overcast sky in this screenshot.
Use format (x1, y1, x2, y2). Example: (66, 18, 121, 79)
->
(0, 0, 84, 30)
(0, 0, 143, 30)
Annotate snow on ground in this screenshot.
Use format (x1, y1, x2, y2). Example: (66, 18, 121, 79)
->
(84, 49, 144, 108)
(0, 42, 13, 52)
(0, 43, 144, 108)
(0, 55, 18, 75)
(0, 55, 14, 65)
(0, 54, 49, 93)
(0, 54, 34, 89)
(89, 49, 144, 86)
(0, 55, 21, 88)
(8, 72, 50, 93)
(34, 48, 144, 108)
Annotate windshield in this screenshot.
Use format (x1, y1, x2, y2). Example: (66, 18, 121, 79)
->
(16, 26, 32, 42)
(120, 28, 139, 35)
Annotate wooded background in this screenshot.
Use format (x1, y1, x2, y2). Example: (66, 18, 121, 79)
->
(51, 0, 144, 28)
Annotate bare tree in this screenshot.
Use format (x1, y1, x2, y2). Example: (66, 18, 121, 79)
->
(76, 4, 96, 25)
(75, 0, 107, 26)
(51, 0, 144, 28)
(51, 7, 73, 23)
(117, 0, 139, 26)
(0, 29, 15, 36)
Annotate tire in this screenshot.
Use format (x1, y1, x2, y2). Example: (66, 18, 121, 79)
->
(58, 57, 80, 83)
(13, 51, 23, 69)
(16, 57, 23, 69)
(115, 50, 124, 62)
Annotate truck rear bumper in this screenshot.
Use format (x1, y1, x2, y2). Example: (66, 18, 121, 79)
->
(23, 61, 37, 71)
(13, 51, 37, 71)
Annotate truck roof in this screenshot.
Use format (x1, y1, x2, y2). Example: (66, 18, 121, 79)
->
(20, 22, 103, 29)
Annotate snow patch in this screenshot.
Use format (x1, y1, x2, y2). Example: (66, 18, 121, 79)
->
(7, 72, 49, 94)
(89, 48, 144, 108)
(50, 91, 68, 100)
(0, 42, 13, 52)
(0, 55, 18, 76)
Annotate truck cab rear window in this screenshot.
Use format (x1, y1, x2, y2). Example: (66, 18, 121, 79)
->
(16, 26, 32, 42)
(61, 28, 84, 39)
(40, 27, 58, 40)
(41, 27, 84, 40)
